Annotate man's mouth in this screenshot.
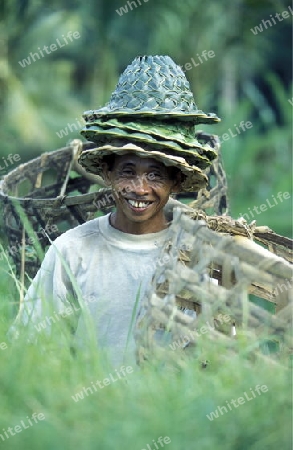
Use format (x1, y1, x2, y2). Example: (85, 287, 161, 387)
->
(126, 199, 154, 210)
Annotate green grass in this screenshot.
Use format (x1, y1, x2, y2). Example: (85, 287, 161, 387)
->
(0, 257, 292, 450)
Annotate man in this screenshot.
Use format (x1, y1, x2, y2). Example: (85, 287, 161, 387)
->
(10, 55, 220, 366)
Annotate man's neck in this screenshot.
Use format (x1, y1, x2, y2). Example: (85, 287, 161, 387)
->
(109, 212, 169, 235)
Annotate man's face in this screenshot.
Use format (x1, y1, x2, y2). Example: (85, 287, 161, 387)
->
(103, 153, 180, 233)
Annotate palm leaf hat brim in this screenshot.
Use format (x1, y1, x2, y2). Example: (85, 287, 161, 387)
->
(81, 122, 214, 168)
(78, 140, 208, 192)
(78, 55, 221, 192)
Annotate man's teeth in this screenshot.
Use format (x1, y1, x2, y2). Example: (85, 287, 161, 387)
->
(127, 200, 151, 208)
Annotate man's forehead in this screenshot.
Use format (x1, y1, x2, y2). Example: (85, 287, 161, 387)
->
(113, 153, 167, 170)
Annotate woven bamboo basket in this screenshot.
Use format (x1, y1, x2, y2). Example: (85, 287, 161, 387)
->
(135, 208, 293, 367)
(0, 139, 229, 279)
(0, 140, 103, 278)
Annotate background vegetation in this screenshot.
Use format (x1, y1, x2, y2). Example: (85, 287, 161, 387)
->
(0, 0, 292, 235)
(0, 1, 292, 449)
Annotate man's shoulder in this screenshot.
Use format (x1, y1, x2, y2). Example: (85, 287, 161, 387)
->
(53, 215, 106, 248)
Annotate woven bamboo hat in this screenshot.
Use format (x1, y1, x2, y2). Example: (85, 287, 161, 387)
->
(78, 55, 221, 192)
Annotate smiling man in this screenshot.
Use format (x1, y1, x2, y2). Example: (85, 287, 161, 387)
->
(102, 154, 181, 234)
(11, 55, 220, 366)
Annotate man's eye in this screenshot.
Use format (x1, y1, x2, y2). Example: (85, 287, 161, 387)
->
(120, 170, 134, 176)
(147, 172, 164, 180)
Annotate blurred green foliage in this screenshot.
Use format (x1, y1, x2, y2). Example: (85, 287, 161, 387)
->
(0, 0, 292, 239)
(0, 2, 292, 447)
(0, 324, 291, 450)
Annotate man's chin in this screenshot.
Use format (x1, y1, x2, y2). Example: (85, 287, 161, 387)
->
(124, 211, 156, 223)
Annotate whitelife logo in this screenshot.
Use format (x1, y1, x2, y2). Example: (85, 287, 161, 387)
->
(250, 5, 293, 35)
(0, 153, 21, 175)
(0, 224, 59, 262)
(55, 117, 84, 139)
(216, 121, 253, 145)
(140, 436, 171, 450)
(34, 294, 97, 333)
(179, 50, 215, 72)
(116, 0, 149, 16)
(206, 385, 269, 421)
(0, 413, 45, 442)
(71, 366, 134, 402)
(18, 31, 80, 68)
(169, 314, 232, 351)
(239, 191, 290, 223)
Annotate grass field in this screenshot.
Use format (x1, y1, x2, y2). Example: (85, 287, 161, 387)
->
(0, 256, 292, 450)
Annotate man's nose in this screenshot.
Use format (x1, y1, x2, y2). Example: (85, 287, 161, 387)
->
(131, 174, 150, 195)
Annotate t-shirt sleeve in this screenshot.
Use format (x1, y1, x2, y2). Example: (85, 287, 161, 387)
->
(8, 238, 78, 342)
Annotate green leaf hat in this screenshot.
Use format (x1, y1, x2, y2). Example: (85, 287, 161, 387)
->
(78, 55, 221, 192)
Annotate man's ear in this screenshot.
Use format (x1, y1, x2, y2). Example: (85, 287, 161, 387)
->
(101, 163, 112, 186)
(171, 171, 182, 194)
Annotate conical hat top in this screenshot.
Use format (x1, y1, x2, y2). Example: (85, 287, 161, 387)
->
(83, 55, 220, 125)
(79, 55, 221, 192)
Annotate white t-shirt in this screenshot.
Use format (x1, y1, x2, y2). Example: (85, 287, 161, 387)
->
(12, 213, 172, 366)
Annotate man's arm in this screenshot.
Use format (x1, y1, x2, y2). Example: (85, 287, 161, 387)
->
(8, 239, 79, 343)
